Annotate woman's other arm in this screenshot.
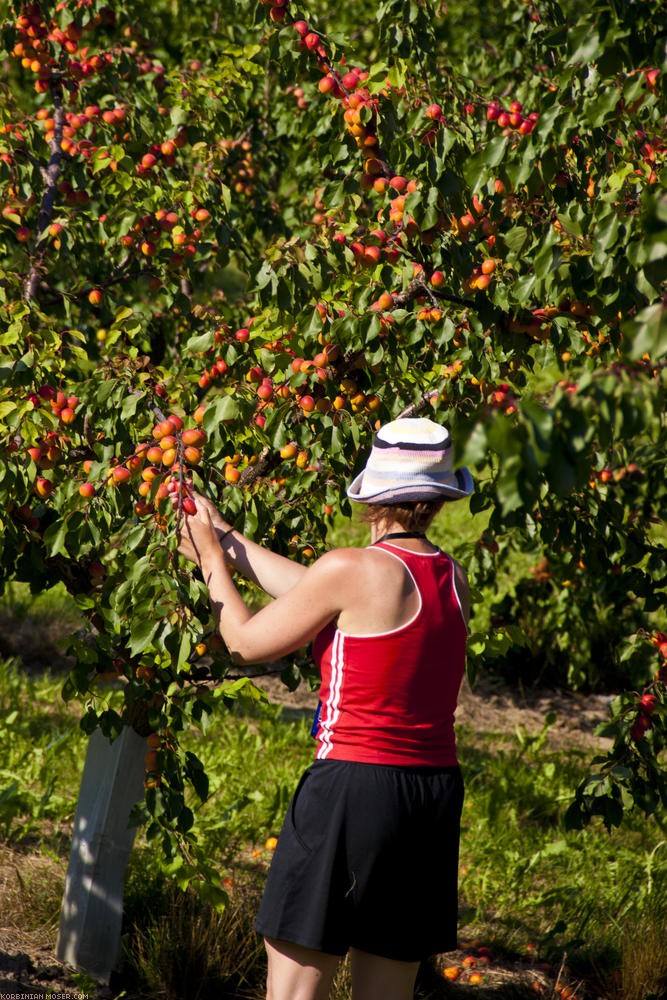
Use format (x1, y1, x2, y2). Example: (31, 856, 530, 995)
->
(175, 490, 308, 598)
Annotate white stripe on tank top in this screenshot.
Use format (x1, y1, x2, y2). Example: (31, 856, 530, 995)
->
(316, 629, 345, 759)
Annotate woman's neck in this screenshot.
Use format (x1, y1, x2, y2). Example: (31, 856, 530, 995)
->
(370, 521, 435, 550)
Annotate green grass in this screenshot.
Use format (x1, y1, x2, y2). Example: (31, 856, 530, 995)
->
(456, 724, 666, 972)
(1, 656, 665, 997)
(0, 657, 88, 845)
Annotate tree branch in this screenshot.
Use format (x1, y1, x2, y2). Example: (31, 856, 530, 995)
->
(237, 446, 281, 487)
(25, 80, 65, 302)
(397, 389, 439, 419)
(391, 275, 471, 310)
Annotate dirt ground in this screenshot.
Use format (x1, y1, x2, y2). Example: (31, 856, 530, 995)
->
(0, 673, 612, 998)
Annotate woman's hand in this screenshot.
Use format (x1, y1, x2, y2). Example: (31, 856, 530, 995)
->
(176, 501, 221, 567)
(168, 481, 232, 539)
(192, 492, 230, 537)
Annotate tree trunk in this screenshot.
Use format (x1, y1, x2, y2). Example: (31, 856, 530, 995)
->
(56, 726, 147, 983)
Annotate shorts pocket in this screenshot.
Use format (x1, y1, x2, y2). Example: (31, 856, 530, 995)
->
(288, 763, 333, 855)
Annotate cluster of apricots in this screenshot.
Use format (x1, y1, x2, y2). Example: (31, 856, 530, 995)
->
(4, 102, 192, 256)
(80, 200, 205, 290)
(284, 6, 526, 257)
(652, 631, 667, 662)
(505, 298, 595, 343)
(486, 100, 539, 135)
(591, 463, 642, 488)
(285, 84, 310, 112)
(134, 129, 189, 178)
(291, 17, 330, 60)
(440, 365, 518, 415)
(25, 383, 79, 424)
(10, 500, 41, 533)
(73, 413, 206, 522)
(195, 314, 385, 428)
(36, 101, 188, 173)
(636, 130, 663, 185)
(259, 0, 295, 26)
(20, 385, 81, 498)
(9, 2, 114, 94)
(218, 137, 257, 198)
(626, 631, 667, 742)
(27, 433, 69, 499)
(462, 258, 498, 293)
(196, 317, 257, 389)
(261, 5, 509, 311)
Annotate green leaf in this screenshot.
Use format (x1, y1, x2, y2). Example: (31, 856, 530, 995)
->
(503, 226, 528, 255)
(121, 393, 142, 420)
(186, 331, 214, 353)
(481, 135, 509, 169)
(42, 519, 69, 557)
(128, 618, 159, 656)
(624, 303, 667, 360)
(206, 395, 240, 434)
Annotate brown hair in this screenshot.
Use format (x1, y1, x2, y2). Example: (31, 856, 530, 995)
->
(362, 500, 446, 534)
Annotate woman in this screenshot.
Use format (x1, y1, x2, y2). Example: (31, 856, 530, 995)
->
(175, 417, 472, 1000)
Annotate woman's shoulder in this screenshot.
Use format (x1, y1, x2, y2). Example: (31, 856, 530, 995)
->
(316, 545, 369, 565)
(307, 545, 375, 578)
(312, 544, 403, 581)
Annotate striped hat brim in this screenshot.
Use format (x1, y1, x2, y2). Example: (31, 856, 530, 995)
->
(347, 465, 473, 503)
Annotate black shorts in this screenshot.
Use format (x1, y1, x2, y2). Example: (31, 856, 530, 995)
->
(254, 758, 464, 962)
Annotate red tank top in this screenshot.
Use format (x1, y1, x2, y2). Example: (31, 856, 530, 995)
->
(312, 542, 466, 767)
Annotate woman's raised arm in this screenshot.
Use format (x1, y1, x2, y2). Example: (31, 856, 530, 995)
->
(178, 504, 352, 664)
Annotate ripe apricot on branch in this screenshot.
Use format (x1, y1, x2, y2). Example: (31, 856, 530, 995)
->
(35, 478, 54, 498)
(182, 428, 205, 446)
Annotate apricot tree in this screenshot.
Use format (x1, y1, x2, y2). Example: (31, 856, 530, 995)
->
(0, 0, 665, 896)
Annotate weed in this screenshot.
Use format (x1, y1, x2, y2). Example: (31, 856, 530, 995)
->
(0, 846, 65, 948)
(120, 880, 265, 999)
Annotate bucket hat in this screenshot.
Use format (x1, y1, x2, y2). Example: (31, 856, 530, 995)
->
(346, 417, 473, 504)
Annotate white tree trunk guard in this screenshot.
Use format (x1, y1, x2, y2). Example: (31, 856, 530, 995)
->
(56, 725, 147, 983)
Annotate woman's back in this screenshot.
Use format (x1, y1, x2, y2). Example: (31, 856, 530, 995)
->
(313, 542, 467, 766)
